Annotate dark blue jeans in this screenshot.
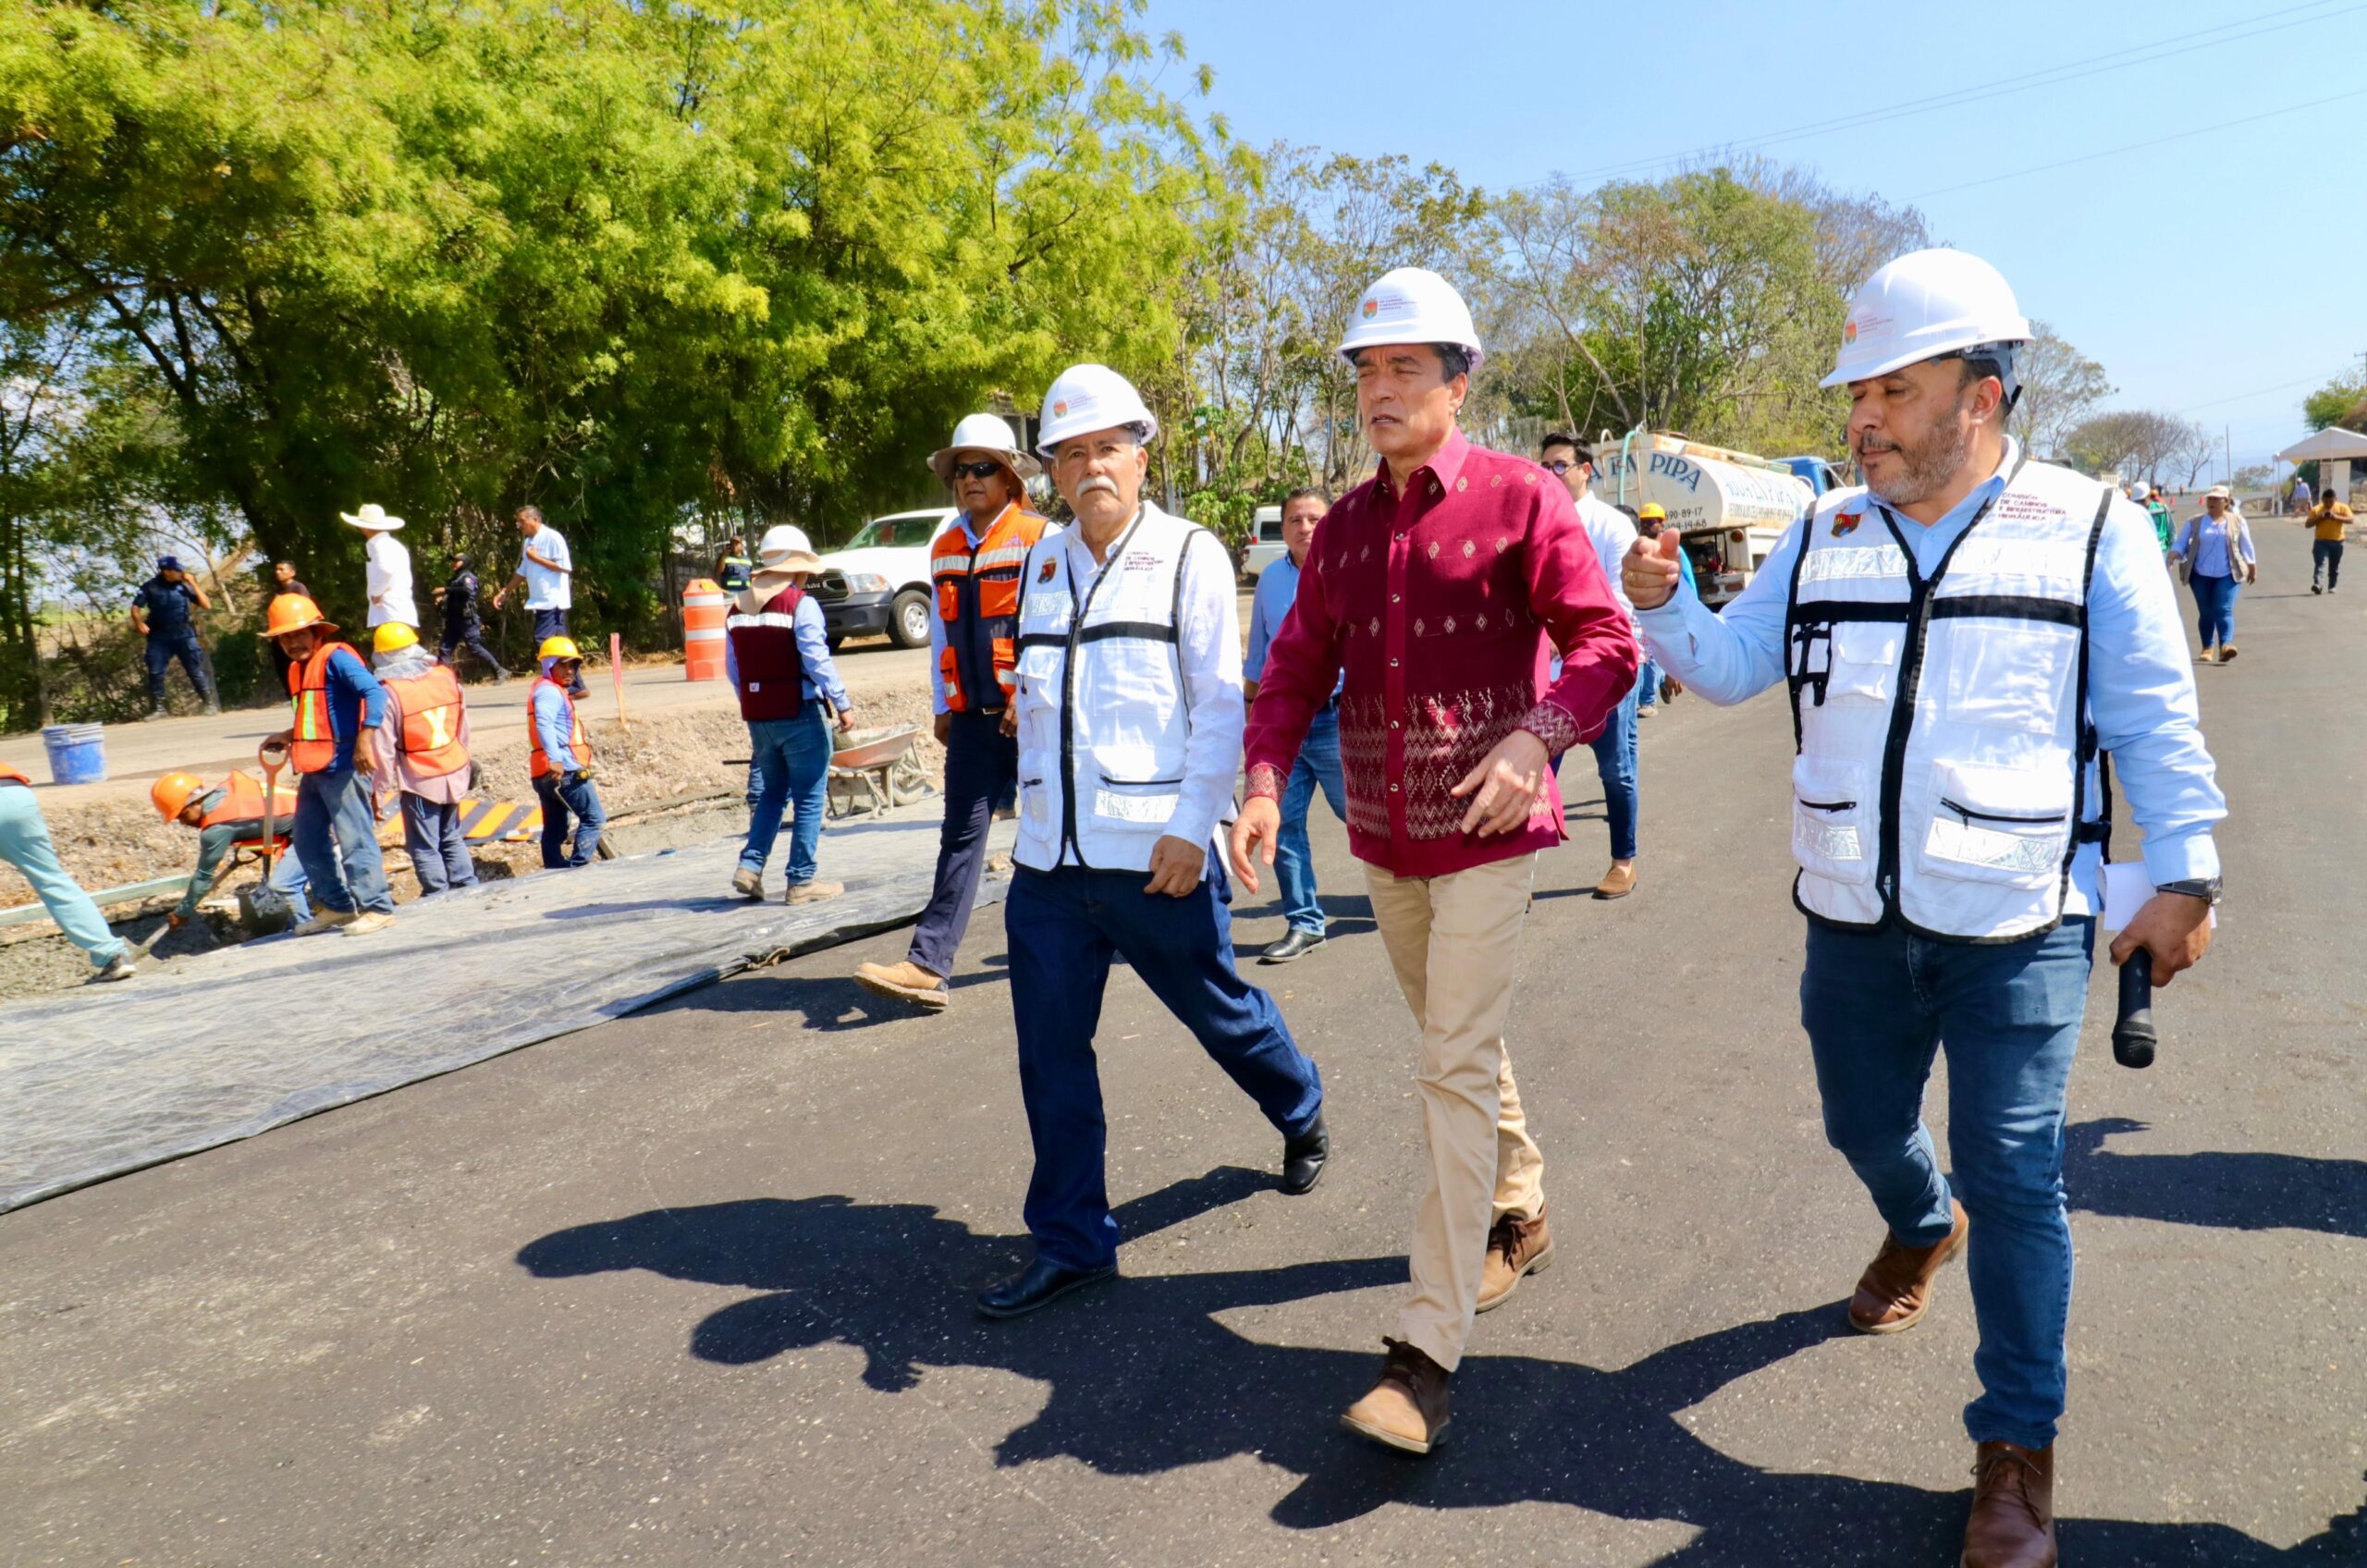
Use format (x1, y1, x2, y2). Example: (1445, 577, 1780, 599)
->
(909, 711, 1018, 977)
(1276, 706, 1347, 935)
(144, 632, 214, 707)
(1005, 863, 1325, 1270)
(534, 772, 605, 867)
(1801, 915, 2094, 1450)
(2312, 538, 2343, 589)
(2189, 570, 2239, 647)
(739, 708, 832, 885)
(1585, 678, 1640, 861)
(292, 768, 392, 914)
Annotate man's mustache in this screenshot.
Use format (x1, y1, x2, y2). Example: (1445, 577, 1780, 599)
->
(1079, 475, 1119, 496)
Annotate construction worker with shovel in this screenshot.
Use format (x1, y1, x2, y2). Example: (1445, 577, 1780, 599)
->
(262, 593, 397, 936)
(152, 768, 312, 933)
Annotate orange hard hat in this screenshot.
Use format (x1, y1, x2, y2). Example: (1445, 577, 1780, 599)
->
(264, 593, 336, 640)
(151, 770, 206, 821)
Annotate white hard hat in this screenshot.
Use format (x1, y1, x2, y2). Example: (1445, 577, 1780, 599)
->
(1821, 248, 2032, 388)
(929, 412, 1041, 486)
(1335, 266, 1485, 375)
(756, 523, 819, 570)
(1036, 364, 1159, 458)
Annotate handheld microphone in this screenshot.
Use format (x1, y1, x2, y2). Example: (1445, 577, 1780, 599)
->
(2112, 949, 2157, 1070)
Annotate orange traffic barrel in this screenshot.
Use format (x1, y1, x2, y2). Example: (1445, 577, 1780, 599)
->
(683, 577, 728, 681)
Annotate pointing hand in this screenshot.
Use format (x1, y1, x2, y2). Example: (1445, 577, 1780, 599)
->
(1623, 530, 1685, 610)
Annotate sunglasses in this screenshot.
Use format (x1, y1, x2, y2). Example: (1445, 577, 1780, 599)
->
(950, 459, 1006, 481)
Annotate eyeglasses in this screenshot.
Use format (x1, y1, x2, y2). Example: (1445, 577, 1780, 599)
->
(1543, 459, 1577, 475)
(950, 459, 1005, 481)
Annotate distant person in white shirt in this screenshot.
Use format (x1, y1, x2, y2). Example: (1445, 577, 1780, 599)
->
(342, 503, 418, 629)
(493, 505, 583, 694)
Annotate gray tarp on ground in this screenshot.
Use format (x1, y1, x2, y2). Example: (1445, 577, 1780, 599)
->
(0, 805, 1011, 1212)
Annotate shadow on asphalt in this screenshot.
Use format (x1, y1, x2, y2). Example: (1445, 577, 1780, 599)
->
(2066, 1119, 2367, 1239)
(515, 1170, 2363, 1565)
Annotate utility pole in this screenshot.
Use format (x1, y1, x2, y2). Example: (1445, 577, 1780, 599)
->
(2225, 424, 2233, 489)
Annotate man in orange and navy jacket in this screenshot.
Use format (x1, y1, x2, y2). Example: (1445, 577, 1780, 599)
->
(853, 413, 1053, 1011)
(263, 592, 395, 935)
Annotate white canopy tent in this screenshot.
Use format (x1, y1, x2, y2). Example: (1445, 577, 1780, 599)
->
(2276, 425, 2367, 506)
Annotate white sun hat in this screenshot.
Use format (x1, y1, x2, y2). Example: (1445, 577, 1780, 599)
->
(929, 412, 1042, 486)
(339, 502, 405, 532)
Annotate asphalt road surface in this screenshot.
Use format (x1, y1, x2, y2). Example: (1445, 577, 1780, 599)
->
(2, 526, 2360, 1566)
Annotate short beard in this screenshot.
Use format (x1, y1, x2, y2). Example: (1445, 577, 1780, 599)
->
(1863, 413, 1975, 508)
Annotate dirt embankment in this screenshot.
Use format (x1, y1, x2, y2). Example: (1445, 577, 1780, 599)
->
(0, 689, 943, 1000)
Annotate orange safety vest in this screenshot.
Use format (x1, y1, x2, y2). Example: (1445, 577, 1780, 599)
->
(384, 665, 470, 780)
(931, 503, 1049, 713)
(287, 641, 364, 774)
(527, 676, 590, 779)
(200, 770, 300, 831)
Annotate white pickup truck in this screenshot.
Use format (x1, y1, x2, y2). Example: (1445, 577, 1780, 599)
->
(806, 508, 956, 649)
(1589, 431, 1820, 608)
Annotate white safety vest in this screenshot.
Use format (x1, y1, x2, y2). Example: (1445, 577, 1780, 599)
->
(1784, 458, 2115, 941)
(1010, 503, 1228, 874)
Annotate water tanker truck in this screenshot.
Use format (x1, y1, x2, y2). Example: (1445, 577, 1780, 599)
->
(1590, 431, 1838, 608)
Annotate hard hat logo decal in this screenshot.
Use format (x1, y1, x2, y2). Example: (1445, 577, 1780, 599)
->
(1362, 298, 1379, 318)
(1052, 400, 1068, 419)
(1843, 320, 1858, 345)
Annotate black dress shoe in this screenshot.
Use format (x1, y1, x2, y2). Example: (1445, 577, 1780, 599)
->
(1261, 928, 1327, 963)
(975, 1257, 1116, 1320)
(1281, 1111, 1330, 1195)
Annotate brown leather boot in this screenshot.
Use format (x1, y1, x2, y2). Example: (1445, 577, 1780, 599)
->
(1849, 1197, 1968, 1333)
(1962, 1441, 2055, 1568)
(1476, 1207, 1554, 1313)
(1340, 1338, 1452, 1454)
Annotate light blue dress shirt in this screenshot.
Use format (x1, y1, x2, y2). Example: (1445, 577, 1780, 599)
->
(1636, 441, 2225, 898)
(532, 673, 585, 774)
(723, 593, 851, 713)
(2172, 511, 2256, 579)
(1245, 552, 1343, 701)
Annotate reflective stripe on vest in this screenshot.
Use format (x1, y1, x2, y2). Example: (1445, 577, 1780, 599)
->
(199, 770, 299, 830)
(932, 504, 1050, 713)
(288, 643, 362, 774)
(1784, 457, 2116, 942)
(527, 677, 589, 778)
(386, 666, 470, 779)
(1008, 504, 1216, 876)
(724, 584, 807, 723)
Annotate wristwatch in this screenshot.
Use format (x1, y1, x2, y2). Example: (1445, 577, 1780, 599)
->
(2156, 876, 2223, 906)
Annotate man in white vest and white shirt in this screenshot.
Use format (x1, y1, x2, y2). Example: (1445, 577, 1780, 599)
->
(1625, 250, 2226, 1568)
(975, 363, 1329, 1322)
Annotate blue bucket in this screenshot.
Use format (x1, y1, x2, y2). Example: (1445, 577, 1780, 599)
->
(40, 723, 107, 785)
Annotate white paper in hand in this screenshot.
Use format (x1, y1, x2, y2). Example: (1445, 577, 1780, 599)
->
(2100, 861, 2217, 933)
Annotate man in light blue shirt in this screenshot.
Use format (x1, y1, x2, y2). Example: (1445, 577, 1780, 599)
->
(1242, 487, 1344, 962)
(1623, 248, 2224, 1568)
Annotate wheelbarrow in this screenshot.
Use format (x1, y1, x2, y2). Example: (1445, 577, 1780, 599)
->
(828, 723, 934, 819)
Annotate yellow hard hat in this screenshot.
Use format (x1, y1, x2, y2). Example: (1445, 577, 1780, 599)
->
(372, 621, 419, 655)
(151, 770, 206, 822)
(537, 635, 582, 662)
(264, 593, 335, 640)
(1638, 503, 1667, 522)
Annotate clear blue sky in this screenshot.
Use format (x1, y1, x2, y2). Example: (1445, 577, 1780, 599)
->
(1157, 0, 2367, 476)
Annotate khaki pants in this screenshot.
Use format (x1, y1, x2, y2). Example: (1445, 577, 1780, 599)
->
(1364, 853, 1546, 1372)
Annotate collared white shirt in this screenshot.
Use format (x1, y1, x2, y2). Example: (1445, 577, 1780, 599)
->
(364, 532, 418, 628)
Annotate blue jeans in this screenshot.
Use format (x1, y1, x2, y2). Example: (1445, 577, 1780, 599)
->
(292, 768, 393, 914)
(1801, 915, 2094, 1450)
(534, 772, 605, 868)
(1005, 864, 1325, 1270)
(144, 632, 214, 707)
(1275, 706, 1347, 935)
(739, 708, 832, 885)
(401, 794, 479, 895)
(1637, 655, 1662, 709)
(0, 785, 129, 967)
(1585, 679, 1641, 861)
(909, 711, 1017, 976)
(2189, 570, 2239, 646)
(2312, 538, 2343, 589)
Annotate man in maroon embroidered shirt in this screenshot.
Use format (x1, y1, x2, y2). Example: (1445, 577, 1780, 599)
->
(1232, 266, 1636, 1453)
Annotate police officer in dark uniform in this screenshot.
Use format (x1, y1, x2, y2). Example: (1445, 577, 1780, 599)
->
(129, 556, 218, 718)
(439, 552, 509, 680)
